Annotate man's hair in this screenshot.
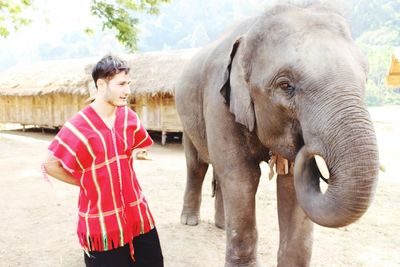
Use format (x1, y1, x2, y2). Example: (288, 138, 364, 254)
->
(92, 54, 130, 88)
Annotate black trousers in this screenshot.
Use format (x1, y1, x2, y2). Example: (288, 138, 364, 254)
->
(84, 228, 163, 267)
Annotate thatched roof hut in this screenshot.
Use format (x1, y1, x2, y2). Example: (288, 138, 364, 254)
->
(385, 47, 400, 88)
(128, 49, 196, 96)
(0, 58, 95, 128)
(0, 49, 197, 143)
(0, 58, 95, 97)
(126, 49, 197, 144)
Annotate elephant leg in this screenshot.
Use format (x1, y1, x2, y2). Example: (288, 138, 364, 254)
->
(276, 174, 313, 267)
(213, 169, 225, 229)
(181, 133, 209, 226)
(219, 163, 260, 267)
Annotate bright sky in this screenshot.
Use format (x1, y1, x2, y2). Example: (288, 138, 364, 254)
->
(0, 0, 121, 70)
(3, 0, 90, 43)
(0, 0, 342, 71)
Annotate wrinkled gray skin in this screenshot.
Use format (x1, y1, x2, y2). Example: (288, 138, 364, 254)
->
(175, 4, 379, 267)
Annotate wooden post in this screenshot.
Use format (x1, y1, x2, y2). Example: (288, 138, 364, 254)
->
(161, 131, 167, 145)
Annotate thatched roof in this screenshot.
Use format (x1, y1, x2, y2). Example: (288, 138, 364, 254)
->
(0, 49, 197, 97)
(385, 47, 400, 88)
(0, 58, 95, 96)
(128, 49, 197, 96)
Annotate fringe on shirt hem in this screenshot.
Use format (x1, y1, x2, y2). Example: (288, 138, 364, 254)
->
(77, 223, 144, 253)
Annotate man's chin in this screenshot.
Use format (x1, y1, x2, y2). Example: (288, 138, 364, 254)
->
(117, 101, 128, 106)
(105, 100, 127, 107)
(111, 99, 128, 106)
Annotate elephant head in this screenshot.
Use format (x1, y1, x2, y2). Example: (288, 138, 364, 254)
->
(220, 5, 379, 228)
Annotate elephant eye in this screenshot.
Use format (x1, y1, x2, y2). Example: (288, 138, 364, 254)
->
(278, 82, 296, 97)
(279, 82, 295, 91)
(279, 82, 290, 90)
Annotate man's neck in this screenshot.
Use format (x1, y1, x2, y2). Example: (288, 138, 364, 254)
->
(90, 99, 116, 119)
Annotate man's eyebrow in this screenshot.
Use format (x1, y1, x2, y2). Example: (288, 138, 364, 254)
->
(119, 80, 131, 84)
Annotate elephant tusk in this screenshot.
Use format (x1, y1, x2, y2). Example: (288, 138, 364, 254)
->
(314, 155, 330, 179)
(379, 163, 386, 172)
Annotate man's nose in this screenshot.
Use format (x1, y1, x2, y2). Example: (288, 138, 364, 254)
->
(123, 86, 130, 95)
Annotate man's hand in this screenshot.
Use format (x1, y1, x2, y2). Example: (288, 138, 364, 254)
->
(43, 153, 80, 186)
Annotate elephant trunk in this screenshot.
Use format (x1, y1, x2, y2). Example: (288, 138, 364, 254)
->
(294, 92, 379, 228)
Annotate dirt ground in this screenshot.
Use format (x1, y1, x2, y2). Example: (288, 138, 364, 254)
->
(0, 106, 399, 267)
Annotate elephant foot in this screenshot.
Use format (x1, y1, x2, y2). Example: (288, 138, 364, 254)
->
(180, 211, 200, 226)
(214, 174, 225, 229)
(214, 220, 225, 230)
(224, 260, 259, 267)
(214, 212, 225, 229)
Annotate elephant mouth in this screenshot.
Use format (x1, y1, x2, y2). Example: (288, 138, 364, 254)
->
(281, 133, 305, 162)
(281, 135, 331, 188)
(292, 129, 329, 183)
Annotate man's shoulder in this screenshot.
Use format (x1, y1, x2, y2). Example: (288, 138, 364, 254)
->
(63, 106, 91, 130)
(120, 106, 139, 119)
(121, 105, 135, 114)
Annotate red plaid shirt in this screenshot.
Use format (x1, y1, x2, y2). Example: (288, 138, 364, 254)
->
(47, 105, 154, 254)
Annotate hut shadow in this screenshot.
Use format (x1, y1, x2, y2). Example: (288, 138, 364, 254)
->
(0, 125, 184, 144)
(0, 125, 57, 142)
(148, 130, 183, 145)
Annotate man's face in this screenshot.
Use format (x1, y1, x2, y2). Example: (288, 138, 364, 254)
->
(101, 71, 131, 107)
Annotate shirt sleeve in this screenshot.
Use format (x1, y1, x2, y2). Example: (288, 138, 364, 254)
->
(132, 115, 153, 149)
(48, 125, 83, 174)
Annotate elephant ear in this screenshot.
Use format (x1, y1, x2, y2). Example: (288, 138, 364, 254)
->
(220, 38, 255, 132)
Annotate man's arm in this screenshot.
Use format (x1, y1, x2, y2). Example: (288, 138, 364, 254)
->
(43, 153, 80, 186)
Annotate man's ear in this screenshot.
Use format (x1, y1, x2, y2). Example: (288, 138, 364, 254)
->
(96, 78, 107, 91)
(220, 37, 255, 132)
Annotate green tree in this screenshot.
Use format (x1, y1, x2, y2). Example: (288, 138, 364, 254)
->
(0, 0, 33, 37)
(1, 0, 171, 52)
(358, 44, 400, 106)
(347, 0, 400, 42)
(88, 0, 171, 51)
(348, 0, 400, 106)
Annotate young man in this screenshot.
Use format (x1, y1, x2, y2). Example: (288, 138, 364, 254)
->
(43, 54, 163, 267)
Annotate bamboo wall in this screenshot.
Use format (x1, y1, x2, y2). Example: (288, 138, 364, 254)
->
(0, 93, 88, 127)
(131, 94, 182, 132)
(0, 92, 182, 145)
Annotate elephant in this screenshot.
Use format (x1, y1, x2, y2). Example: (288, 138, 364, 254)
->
(175, 4, 379, 267)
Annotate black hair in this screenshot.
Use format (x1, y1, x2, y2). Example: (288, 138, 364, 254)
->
(92, 54, 130, 88)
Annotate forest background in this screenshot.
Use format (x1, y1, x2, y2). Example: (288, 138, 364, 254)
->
(1, 0, 399, 106)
